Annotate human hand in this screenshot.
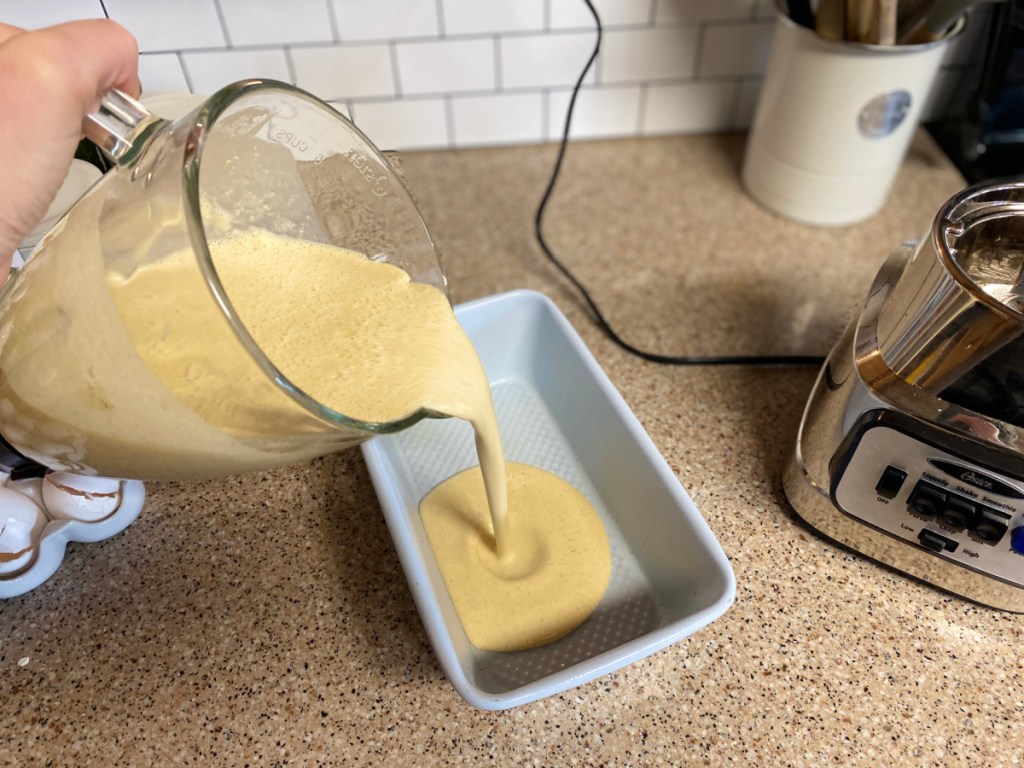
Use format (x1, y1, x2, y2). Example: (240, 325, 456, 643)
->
(0, 19, 140, 281)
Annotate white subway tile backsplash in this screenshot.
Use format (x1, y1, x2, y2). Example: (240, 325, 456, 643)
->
(290, 44, 394, 101)
(501, 31, 597, 90)
(218, 0, 333, 46)
(548, 85, 642, 140)
(182, 48, 292, 95)
(351, 98, 449, 151)
(643, 80, 737, 134)
(104, 0, 226, 51)
(550, 0, 653, 29)
(0, 0, 104, 28)
(20, 0, 991, 150)
(599, 27, 699, 83)
(698, 21, 774, 77)
(138, 53, 190, 93)
(655, 0, 756, 23)
(442, 0, 544, 36)
(396, 38, 495, 96)
(331, 0, 439, 41)
(452, 92, 543, 146)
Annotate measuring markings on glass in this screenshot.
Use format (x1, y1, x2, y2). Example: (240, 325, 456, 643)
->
(343, 149, 391, 197)
(272, 129, 310, 154)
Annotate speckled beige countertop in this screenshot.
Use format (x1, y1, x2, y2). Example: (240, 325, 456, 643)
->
(4, 131, 1019, 767)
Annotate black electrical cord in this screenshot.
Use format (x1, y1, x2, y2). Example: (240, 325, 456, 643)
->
(534, 0, 826, 368)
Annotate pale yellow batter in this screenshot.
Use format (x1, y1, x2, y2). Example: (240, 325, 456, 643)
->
(420, 462, 611, 652)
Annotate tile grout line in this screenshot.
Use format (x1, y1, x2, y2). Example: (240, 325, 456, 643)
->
(389, 40, 403, 98)
(283, 46, 298, 87)
(692, 21, 706, 79)
(541, 87, 549, 142)
(728, 79, 744, 131)
(177, 51, 195, 92)
(444, 94, 455, 148)
(335, 74, 745, 108)
(325, 0, 340, 43)
(636, 82, 648, 135)
(136, 21, 719, 57)
(210, 0, 233, 48)
(436, 0, 446, 38)
(494, 35, 502, 92)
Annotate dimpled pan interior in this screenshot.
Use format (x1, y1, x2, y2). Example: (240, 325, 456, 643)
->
(361, 290, 735, 710)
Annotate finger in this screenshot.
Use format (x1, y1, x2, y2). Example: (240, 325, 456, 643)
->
(0, 23, 25, 45)
(3, 19, 140, 112)
(0, 19, 140, 260)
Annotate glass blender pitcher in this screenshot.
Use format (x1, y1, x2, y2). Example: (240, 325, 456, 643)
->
(0, 80, 447, 480)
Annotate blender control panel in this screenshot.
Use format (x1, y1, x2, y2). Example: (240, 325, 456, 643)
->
(831, 424, 1024, 587)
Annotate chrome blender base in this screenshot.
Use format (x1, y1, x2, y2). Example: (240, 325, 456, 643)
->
(780, 180, 1024, 612)
(783, 444, 1024, 612)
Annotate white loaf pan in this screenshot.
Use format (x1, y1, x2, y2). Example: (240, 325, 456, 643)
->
(361, 290, 735, 709)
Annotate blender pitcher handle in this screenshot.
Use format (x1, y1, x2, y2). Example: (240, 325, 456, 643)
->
(82, 89, 168, 166)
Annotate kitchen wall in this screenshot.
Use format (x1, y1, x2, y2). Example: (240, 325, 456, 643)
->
(2, 0, 991, 151)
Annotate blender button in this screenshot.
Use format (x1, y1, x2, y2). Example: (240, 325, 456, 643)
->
(875, 465, 907, 499)
(938, 494, 976, 529)
(918, 529, 958, 553)
(908, 481, 945, 518)
(973, 507, 1010, 544)
(1011, 527, 1024, 555)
